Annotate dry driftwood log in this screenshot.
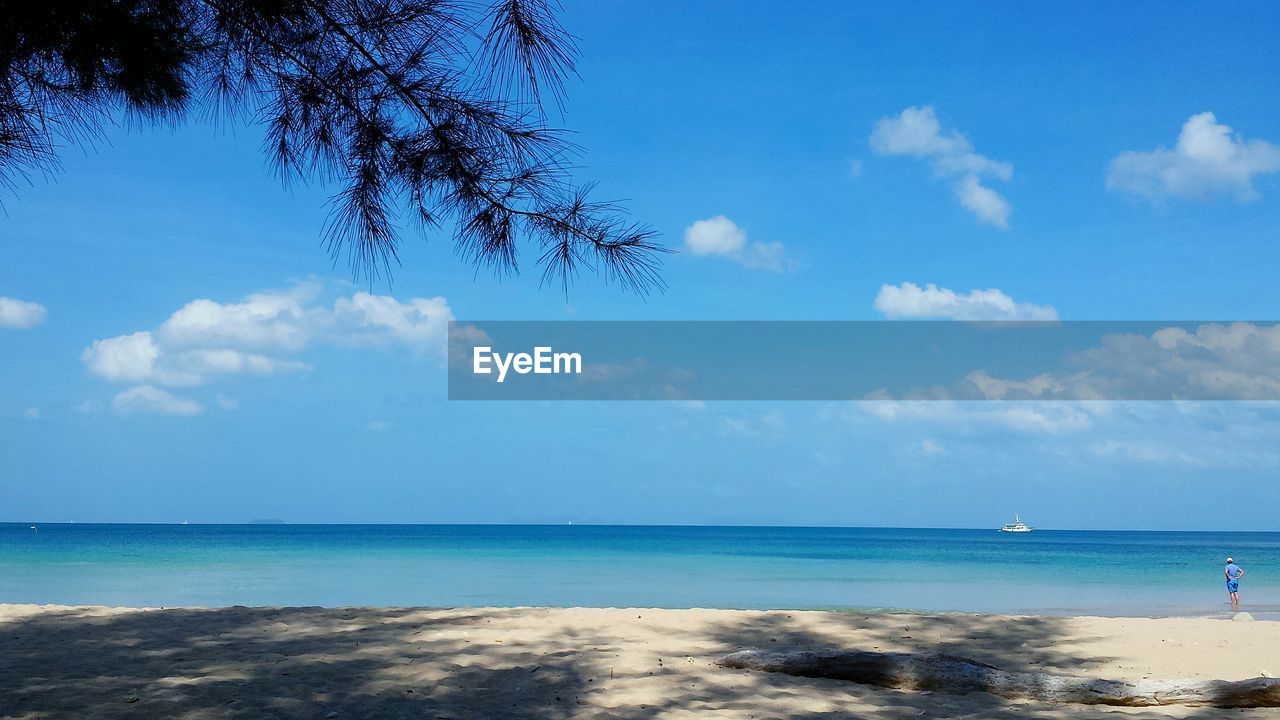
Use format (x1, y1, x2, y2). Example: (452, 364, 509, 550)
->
(717, 649, 1280, 708)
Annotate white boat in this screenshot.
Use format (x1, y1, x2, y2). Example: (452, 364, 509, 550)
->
(1000, 514, 1032, 533)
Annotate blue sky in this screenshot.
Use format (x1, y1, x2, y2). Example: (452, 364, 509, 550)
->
(3, 2, 1280, 528)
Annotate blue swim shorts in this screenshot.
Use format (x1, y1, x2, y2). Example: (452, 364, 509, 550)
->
(1227, 579, 1239, 593)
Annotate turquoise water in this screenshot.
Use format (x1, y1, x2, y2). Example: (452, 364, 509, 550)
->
(2, 524, 1277, 617)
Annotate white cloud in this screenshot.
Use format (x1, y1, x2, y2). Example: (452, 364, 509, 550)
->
(871, 106, 969, 157)
(940, 322, 1280, 402)
(83, 283, 453, 390)
(1066, 322, 1280, 400)
(177, 349, 308, 377)
(160, 284, 318, 351)
(860, 400, 1094, 435)
(82, 332, 164, 383)
(683, 216, 795, 272)
(845, 321, 1280, 404)
(112, 385, 204, 416)
(684, 216, 745, 256)
(1107, 112, 1280, 201)
(329, 293, 453, 350)
(955, 176, 1011, 229)
(23, 407, 40, 420)
(874, 282, 1058, 321)
(0, 297, 47, 329)
(871, 106, 1013, 228)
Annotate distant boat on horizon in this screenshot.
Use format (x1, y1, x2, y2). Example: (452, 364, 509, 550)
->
(1000, 514, 1033, 533)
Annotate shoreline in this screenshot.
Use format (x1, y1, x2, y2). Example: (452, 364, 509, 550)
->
(3, 602, 1275, 621)
(4, 604, 1278, 718)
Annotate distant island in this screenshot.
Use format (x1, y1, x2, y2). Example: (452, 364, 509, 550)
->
(249, 519, 286, 525)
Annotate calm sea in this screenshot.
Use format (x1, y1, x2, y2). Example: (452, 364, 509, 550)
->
(1, 524, 1277, 618)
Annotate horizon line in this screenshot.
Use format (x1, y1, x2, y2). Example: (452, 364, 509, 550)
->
(3, 521, 1275, 534)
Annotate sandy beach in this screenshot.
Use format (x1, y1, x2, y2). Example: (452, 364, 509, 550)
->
(2, 604, 1276, 719)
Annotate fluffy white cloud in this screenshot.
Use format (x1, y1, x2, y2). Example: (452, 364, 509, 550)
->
(683, 216, 794, 272)
(112, 385, 204, 416)
(82, 332, 164, 383)
(871, 106, 968, 156)
(874, 282, 1058, 321)
(0, 297, 47, 329)
(943, 322, 1280, 402)
(1065, 322, 1280, 400)
(871, 106, 1013, 228)
(684, 216, 745, 256)
(1107, 112, 1280, 201)
(84, 283, 454, 391)
(846, 321, 1280, 404)
(160, 285, 318, 350)
(955, 176, 1011, 229)
(329, 293, 453, 349)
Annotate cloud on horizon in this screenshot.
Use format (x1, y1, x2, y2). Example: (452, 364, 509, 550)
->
(1107, 112, 1280, 202)
(870, 106, 1013, 228)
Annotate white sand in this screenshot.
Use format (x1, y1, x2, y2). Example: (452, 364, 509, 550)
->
(2, 604, 1277, 718)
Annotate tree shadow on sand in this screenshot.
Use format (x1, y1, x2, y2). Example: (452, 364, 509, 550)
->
(0, 605, 1270, 719)
(695, 611, 1272, 719)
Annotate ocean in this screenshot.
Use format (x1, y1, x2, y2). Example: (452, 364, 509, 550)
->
(2, 524, 1277, 618)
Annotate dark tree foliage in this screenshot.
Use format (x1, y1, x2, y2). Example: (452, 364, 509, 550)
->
(0, 0, 666, 292)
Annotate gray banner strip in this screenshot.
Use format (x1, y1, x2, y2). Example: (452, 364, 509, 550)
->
(447, 321, 1280, 401)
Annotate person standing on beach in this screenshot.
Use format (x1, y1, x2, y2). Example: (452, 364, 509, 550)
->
(1225, 557, 1245, 608)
